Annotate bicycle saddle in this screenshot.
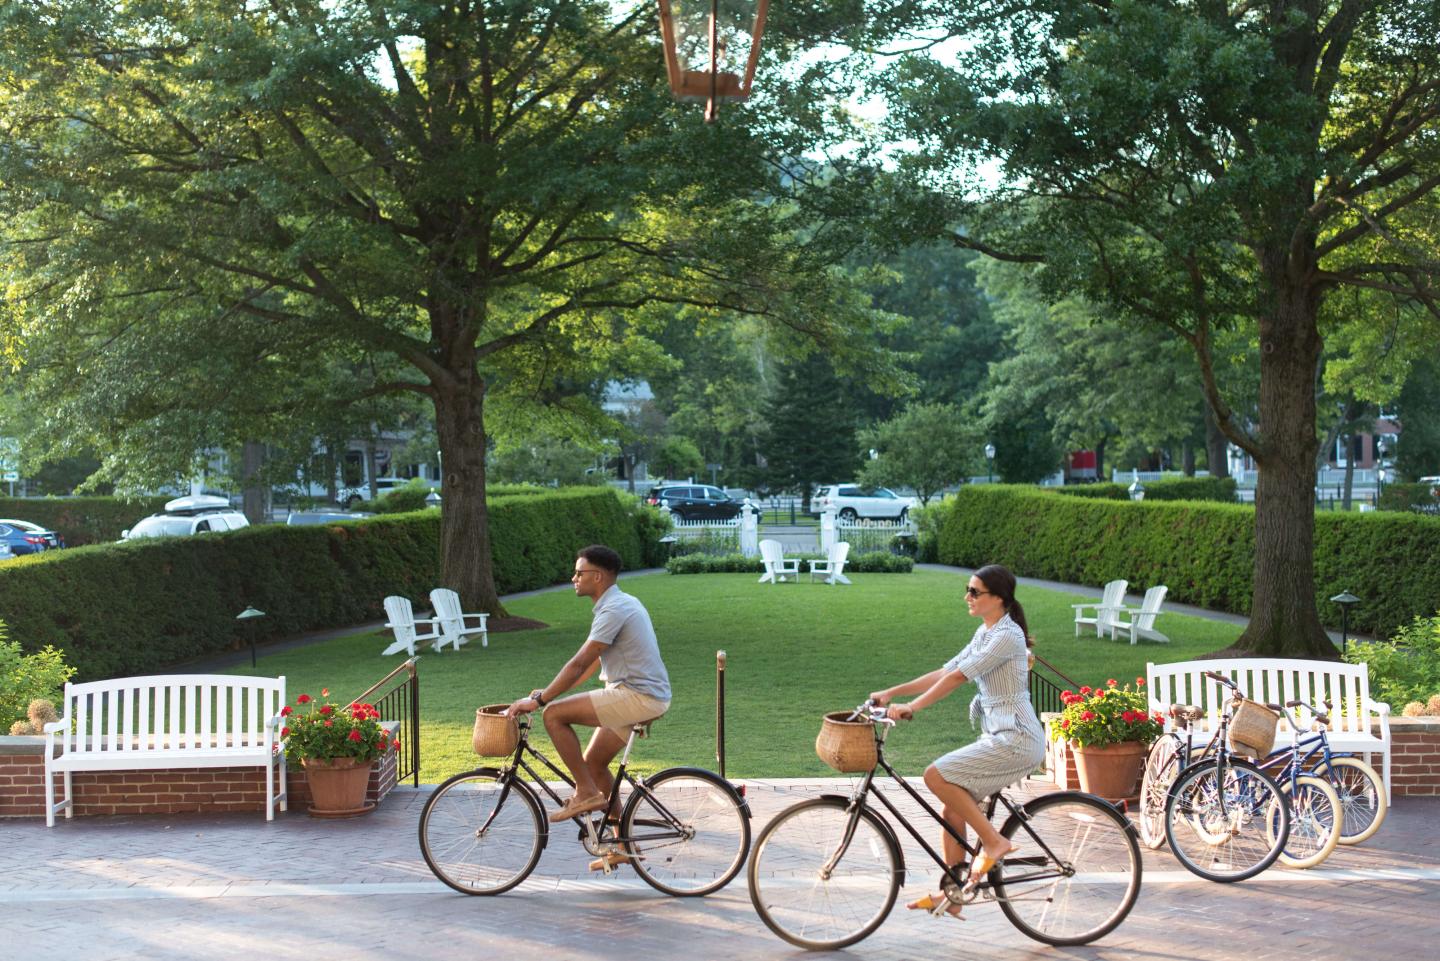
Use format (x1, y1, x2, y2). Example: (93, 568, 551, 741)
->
(1168, 704, 1204, 722)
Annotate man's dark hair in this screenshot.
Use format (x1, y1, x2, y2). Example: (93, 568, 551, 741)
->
(577, 544, 622, 575)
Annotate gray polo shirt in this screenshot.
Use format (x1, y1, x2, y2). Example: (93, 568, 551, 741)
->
(589, 585, 671, 702)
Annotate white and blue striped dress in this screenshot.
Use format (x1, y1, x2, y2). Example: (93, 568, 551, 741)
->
(933, 613, 1047, 800)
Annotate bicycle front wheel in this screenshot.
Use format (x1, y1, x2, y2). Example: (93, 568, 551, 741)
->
(994, 792, 1142, 945)
(1138, 737, 1180, 849)
(747, 797, 900, 951)
(621, 768, 750, 896)
(1315, 756, 1387, 844)
(1165, 760, 1288, 882)
(418, 769, 545, 895)
(1268, 774, 1340, 869)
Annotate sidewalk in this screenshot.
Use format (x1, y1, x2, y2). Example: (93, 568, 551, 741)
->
(6, 777, 1437, 960)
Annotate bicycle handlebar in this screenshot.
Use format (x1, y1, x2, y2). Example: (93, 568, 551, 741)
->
(848, 698, 897, 726)
(1284, 699, 1332, 725)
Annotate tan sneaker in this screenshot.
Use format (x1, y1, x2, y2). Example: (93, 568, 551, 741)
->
(549, 792, 607, 823)
(589, 849, 645, 872)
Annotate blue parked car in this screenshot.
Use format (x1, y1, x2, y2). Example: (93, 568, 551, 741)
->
(0, 519, 66, 554)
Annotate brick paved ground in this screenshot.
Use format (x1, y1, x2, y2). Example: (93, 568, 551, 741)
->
(5, 777, 1437, 961)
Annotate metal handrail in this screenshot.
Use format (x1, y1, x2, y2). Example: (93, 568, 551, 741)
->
(348, 656, 421, 787)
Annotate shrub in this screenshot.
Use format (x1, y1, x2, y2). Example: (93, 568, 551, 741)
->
(0, 623, 76, 729)
(1378, 483, 1439, 514)
(0, 496, 169, 546)
(665, 551, 913, 575)
(0, 488, 659, 681)
(370, 480, 436, 514)
(1051, 477, 1237, 503)
(938, 485, 1440, 637)
(1343, 612, 1440, 708)
(910, 499, 948, 563)
(1052, 483, 1129, 500)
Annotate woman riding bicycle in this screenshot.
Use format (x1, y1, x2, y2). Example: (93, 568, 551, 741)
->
(870, 563, 1045, 918)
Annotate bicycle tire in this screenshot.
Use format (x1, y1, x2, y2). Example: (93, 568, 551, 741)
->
(418, 769, 545, 895)
(747, 797, 900, 950)
(1164, 760, 1288, 882)
(1268, 774, 1340, 869)
(1138, 737, 1180, 849)
(1314, 756, 1387, 845)
(621, 767, 750, 897)
(994, 791, 1142, 945)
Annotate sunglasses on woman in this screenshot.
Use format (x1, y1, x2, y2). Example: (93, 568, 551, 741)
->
(965, 587, 992, 598)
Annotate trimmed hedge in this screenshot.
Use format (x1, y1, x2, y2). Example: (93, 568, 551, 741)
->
(1378, 483, 1439, 514)
(937, 485, 1440, 638)
(1051, 477, 1237, 503)
(666, 552, 914, 575)
(0, 488, 660, 681)
(0, 496, 169, 546)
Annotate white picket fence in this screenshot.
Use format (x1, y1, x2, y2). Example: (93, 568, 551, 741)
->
(825, 513, 915, 555)
(664, 510, 756, 556)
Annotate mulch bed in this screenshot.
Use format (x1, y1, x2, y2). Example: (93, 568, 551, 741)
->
(489, 616, 549, 633)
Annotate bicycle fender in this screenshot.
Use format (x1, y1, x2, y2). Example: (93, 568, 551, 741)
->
(818, 793, 907, 887)
(650, 766, 753, 820)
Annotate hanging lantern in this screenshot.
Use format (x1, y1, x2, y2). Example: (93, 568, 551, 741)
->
(657, 0, 770, 122)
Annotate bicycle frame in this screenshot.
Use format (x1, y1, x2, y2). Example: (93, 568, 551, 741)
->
(833, 720, 1073, 896)
(483, 715, 692, 851)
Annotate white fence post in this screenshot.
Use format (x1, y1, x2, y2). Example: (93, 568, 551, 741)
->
(821, 508, 837, 553)
(740, 499, 759, 557)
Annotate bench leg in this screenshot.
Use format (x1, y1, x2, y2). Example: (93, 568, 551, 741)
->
(63, 770, 73, 820)
(279, 755, 288, 813)
(45, 764, 55, 828)
(265, 760, 275, 821)
(481, 630, 488, 649)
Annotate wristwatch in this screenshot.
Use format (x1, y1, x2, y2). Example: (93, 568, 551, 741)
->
(532, 690, 547, 707)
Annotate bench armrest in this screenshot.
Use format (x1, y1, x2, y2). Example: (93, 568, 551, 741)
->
(461, 612, 489, 628)
(42, 719, 67, 734)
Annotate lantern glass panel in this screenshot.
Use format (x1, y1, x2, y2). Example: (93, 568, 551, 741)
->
(666, 0, 760, 101)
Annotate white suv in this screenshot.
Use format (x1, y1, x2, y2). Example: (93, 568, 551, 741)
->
(814, 484, 915, 521)
(122, 494, 251, 540)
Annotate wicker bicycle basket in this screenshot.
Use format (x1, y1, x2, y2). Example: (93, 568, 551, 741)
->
(472, 704, 520, 757)
(1227, 699, 1281, 758)
(815, 711, 878, 773)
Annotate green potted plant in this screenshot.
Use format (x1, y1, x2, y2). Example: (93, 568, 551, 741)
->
(281, 689, 398, 817)
(1049, 678, 1163, 801)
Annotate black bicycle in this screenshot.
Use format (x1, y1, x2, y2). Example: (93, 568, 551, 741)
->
(746, 701, 1142, 950)
(419, 714, 751, 896)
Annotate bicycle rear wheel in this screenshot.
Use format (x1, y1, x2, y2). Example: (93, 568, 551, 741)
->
(1138, 737, 1179, 849)
(1165, 760, 1288, 882)
(418, 769, 545, 895)
(621, 768, 750, 896)
(994, 792, 1142, 945)
(747, 797, 900, 950)
(1267, 774, 1340, 869)
(1315, 756, 1387, 844)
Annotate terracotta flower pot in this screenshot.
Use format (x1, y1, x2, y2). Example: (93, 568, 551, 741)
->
(302, 756, 375, 818)
(1070, 741, 1148, 802)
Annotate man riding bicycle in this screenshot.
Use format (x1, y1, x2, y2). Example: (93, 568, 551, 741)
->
(506, 544, 671, 823)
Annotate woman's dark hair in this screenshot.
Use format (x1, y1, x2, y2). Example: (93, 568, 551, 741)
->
(974, 564, 1032, 648)
(577, 544, 623, 575)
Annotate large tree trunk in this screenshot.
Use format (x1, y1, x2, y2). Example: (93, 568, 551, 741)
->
(241, 441, 268, 524)
(1204, 402, 1230, 479)
(1235, 263, 1332, 657)
(434, 371, 507, 616)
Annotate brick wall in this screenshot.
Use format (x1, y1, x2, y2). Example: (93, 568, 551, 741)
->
(1040, 714, 1440, 797)
(1, 723, 400, 820)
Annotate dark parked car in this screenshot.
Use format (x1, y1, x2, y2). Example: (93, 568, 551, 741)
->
(644, 484, 744, 521)
(0, 519, 65, 554)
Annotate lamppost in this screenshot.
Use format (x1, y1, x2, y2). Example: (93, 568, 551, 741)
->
(1128, 468, 1146, 501)
(1375, 438, 1389, 503)
(657, 0, 770, 123)
(1330, 591, 1359, 654)
(984, 443, 995, 484)
(236, 607, 266, 669)
(425, 490, 441, 509)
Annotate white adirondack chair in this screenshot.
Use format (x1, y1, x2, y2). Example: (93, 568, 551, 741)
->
(758, 539, 800, 584)
(381, 595, 445, 656)
(1108, 585, 1170, 644)
(1072, 579, 1128, 637)
(809, 541, 851, 585)
(430, 587, 489, 650)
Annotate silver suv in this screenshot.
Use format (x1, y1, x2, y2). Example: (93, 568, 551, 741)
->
(122, 494, 251, 540)
(813, 484, 915, 521)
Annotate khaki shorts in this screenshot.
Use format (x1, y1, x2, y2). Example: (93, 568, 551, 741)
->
(589, 686, 669, 738)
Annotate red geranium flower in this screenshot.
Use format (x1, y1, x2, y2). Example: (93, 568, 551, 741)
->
(320, 705, 334, 716)
(323, 719, 333, 727)
(281, 726, 291, 737)
(1081, 711, 1096, 721)
(280, 706, 292, 717)
(1061, 718, 1070, 729)
(1106, 678, 1117, 687)
(297, 693, 312, 704)
(1136, 677, 1145, 687)
(321, 688, 330, 697)
(1080, 686, 1092, 695)
(348, 729, 363, 742)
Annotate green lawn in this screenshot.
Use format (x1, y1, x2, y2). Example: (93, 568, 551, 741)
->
(226, 570, 1241, 782)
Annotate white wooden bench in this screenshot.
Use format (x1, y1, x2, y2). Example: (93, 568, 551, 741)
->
(43, 674, 288, 827)
(1147, 658, 1392, 801)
